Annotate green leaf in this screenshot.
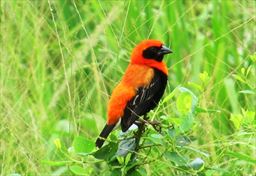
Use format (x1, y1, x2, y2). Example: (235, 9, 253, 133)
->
(136, 168, 147, 176)
(176, 92, 192, 114)
(177, 87, 198, 114)
(188, 158, 204, 171)
(250, 53, 256, 62)
(230, 113, 243, 129)
(116, 156, 124, 164)
(147, 133, 164, 145)
(224, 78, 240, 114)
(232, 74, 246, 84)
(73, 136, 94, 154)
(69, 165, 90, 176)
(80, 113, 99, 135)
(205, 170, 219, 176)
(93, 142, 118, 161)
(179, 114, 194, 132)
(199, 71, 210, 85)
(242, 109, 255, 125)
(226, 151, 256, 164)
(111, 169, 122, 176)
(129, 168, 147, 176)
(55, 119, 73, 133)
(116, 138, 136, 157)
(176, 136, 191, 147)
(167, 128, 176, 139)
(187, 81, 203, 92)
(51, 166, 68, 176)
(164, 151, 188, 166)
(125, 153, 132, 165)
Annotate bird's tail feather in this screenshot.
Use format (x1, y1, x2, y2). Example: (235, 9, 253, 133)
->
(95, 124, 115, 148)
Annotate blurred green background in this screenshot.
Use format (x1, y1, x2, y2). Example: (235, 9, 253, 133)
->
(0, 0, 255, 175)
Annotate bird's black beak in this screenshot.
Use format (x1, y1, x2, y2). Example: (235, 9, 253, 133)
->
(159, 45, 172, 55)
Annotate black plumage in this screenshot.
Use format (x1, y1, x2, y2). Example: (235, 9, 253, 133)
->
(95, 124, 116, 148)
(121, 68, 167, 132)
(95, 68, 167, 148)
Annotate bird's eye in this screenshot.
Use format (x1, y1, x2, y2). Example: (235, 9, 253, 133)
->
(142, 46, 161, 59)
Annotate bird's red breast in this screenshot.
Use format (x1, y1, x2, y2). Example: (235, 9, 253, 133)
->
(107, 64, 155, 125)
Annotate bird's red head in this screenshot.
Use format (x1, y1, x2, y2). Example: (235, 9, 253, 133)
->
(130, 40, 172, 74)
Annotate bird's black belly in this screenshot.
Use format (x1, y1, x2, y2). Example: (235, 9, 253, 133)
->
(121, 68, 168, 131)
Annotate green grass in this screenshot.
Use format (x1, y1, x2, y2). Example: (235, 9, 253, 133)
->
(0, 0, 255, 175)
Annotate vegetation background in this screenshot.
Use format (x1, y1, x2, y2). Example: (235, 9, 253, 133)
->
(1, 0, 255, 175)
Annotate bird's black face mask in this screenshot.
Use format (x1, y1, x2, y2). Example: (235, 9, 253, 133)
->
(143, 45, 172, 62)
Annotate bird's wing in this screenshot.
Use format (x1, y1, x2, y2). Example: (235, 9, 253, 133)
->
(121, 69, 167, 132)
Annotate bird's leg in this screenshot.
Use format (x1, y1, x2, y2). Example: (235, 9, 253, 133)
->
(135, 115, 149, 126)
(134, 120, 144, 126)
(136, 118, 148, 124)
(134, 117, 146, 152)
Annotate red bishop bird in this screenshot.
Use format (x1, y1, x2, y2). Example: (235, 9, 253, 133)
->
(96, 40, 172, 148)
